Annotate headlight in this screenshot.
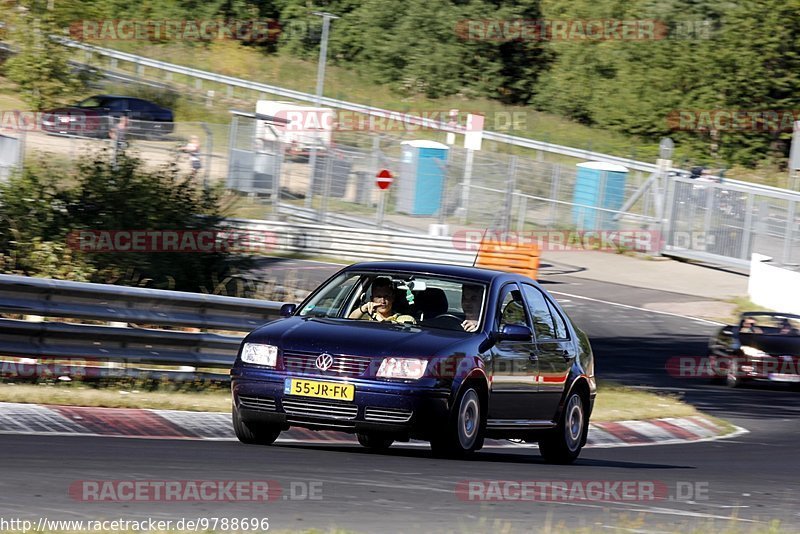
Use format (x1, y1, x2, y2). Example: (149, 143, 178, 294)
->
(741, 345, 767, 357)
(377, 357, 427, 379)
(241, 343, 278, 367)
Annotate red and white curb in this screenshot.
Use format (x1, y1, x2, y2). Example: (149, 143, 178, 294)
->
(0, 402, 745, 448)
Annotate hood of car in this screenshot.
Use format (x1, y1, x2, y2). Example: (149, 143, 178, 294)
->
(44, 106, 104, 115)
(247, 316, 473, 358)
(739, 334, 800, 355)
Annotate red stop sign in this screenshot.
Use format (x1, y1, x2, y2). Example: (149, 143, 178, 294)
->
(376, 169, 393, 190)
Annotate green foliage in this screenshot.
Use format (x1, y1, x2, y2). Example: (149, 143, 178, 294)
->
(0, 149, 252, 294)
(8, 0, 800, 167)
(2, 9, 91, 110)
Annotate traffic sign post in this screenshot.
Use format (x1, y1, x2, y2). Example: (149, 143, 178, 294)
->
(376, 169, 393, 228)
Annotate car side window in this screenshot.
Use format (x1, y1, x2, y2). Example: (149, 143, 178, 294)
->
(130, 99, 149, 112)
(106, 99, 129, 112)
(497, 284, 530, 329)
(521, 284, 557, 340)
(546, 298, 569, 340)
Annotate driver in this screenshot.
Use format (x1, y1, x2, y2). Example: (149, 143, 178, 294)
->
(461, 284, 483, 332)
(349, 277, 416, 324)
(739, 317, 762, 333)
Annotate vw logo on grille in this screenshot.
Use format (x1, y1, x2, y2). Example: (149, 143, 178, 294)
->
(315, 353, 334, 371)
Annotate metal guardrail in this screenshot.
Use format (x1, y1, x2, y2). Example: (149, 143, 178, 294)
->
(0, 226, 476, 380)
(61, 37, 800, 195)
(223, 218, 476, 265)
(0, 273, 284, 379)
(52, 38, 688, 175)
(5, 37, 792, 194)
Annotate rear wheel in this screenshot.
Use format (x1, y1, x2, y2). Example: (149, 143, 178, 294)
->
(232, 403, 281, 445)
(430, 387, 483, 458)
(357, 432, 394, 451)
(539, 391, 586, 464)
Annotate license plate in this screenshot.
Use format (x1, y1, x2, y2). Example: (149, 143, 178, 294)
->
(284, 378, 354, 401)
(768, 373, 800, 382)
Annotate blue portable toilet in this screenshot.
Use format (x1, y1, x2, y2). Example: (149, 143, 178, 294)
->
(397, 140, 449, 216)
(572, 162, 629, 229)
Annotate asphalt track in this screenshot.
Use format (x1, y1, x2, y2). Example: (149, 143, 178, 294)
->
(1, 258, 799, 532)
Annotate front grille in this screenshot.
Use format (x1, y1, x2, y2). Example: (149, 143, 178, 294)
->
(239, 395, 276, 412)
(282, 351, 371, 377)
(281, 398, 359, 420)
(364, 406, 413, 423)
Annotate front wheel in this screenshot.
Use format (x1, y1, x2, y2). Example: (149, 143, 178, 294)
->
(232, 403, 281, 445)
(430, 387, 483, 458)
(539, 391, 586, 464)
(726, 359, 743, 388)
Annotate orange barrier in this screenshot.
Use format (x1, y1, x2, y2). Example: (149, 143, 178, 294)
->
(475, 240, 540, 280)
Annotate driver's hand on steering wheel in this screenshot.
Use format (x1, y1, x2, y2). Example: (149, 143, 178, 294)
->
(461, 319, 479, 332)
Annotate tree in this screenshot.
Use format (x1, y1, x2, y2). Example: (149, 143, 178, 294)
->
(3, 9, 90, 110)
(0, 148, 253, 294)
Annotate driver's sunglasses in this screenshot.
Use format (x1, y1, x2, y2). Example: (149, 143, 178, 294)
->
(372, 293, 393, 301)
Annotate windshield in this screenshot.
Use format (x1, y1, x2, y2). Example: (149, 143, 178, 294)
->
(739, 314, 800, 335)
(76, 97, 108, 108)
(297, 271, 486, 332)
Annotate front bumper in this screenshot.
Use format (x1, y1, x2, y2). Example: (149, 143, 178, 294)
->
(231, 371, 450, 440)
(710, 355, 800, 383)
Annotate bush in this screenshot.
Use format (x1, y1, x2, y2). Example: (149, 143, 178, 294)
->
(0, 147, 253, 294)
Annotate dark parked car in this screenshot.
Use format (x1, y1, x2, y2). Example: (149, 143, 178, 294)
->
(708, 312, 800, 387)
(230, 262, 596, 463)
(42, 95, 174, 138)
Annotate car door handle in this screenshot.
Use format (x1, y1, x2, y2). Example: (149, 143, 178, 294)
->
(529, 352, 539, 362)
(559, 349, 573, 361)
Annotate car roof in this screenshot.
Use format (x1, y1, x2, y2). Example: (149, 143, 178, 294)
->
(343, 261, 529, 284)
(84, 95, 153, 104)
(742, 311, 800, 320)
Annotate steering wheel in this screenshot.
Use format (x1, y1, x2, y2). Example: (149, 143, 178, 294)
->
(426, 313, 465, 329)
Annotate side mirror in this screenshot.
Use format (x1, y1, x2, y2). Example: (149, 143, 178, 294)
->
(495, 324, 532, 341)
(279, 303, 297, 317)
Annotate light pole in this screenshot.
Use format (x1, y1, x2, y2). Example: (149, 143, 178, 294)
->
(306, 12, 339, 213)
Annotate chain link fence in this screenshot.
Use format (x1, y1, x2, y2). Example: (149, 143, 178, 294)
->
(6, 112, 798, 269)
(13, 118, 229, 188)
(226, 115, 662, 238)
(665, 177, 800, 268)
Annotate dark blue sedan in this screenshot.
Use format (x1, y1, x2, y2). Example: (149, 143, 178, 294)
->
(230, 262, 596, 463)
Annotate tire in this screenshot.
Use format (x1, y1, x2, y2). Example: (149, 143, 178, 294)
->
(726, 359, 743, 388)
(430, 387, 483, 458)
(232, 403, 281, 445)
(539, 391, 586, 464)
(357, 432, 394, 451)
